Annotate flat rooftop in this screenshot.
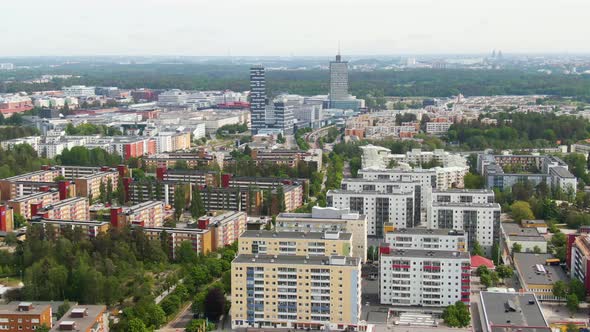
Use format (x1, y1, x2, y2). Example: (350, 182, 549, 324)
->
(551, 166, 576, 178)
(502, 223, 546, 242)
(480, 292, 550, 332)
(432, 188, 493, 194)
(51, 305, 106, 332)
(0, 302, 50, 315)
(233, 254, 359, 266)
(327, 189, 414, 196)
(513, 253, 568, 286)
(432, 202, 500, 208)
(240, 230, 352, 241)
(341, 178, 419, 183)
(386, 228, 465, 236)
(382, 249, 470, 260)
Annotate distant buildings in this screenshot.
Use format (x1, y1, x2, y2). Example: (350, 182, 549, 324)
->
(250, 65, 267, 134)
(0, 94, 34, 116)
(0, 63, 15, 70)
(158, 89, 188, 106)
(62, 85, 96, 98)
(477, 153, 577, 191)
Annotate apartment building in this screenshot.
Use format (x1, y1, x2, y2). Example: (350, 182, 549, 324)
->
(128, 180, 178, 205)
(111, 201, 165, 227)
(340, 177, 426, 224)
(428, 202, 501, 255)
(0, 169, 61, 200)
(8, 190, 60, 220)
(145, 151, 228, 170)
(379, 248, 470, 306)
(197, 211, 247, 249)
(327, 189, 416, 237)
(231, 255, 362, 330)
(383, 227, 468, 252)
(358, 167, 467, 191)
(30, 218, 110, 239)
(142, 226, 213, 258)
(0, 302, 52, 332)
(567, 233, 590, 294)
(154, 131, 192, 153)
(50, 305, 107, 332)
(157, 168, 219, 187)
(74, 171, 119, 200)
(501, 222, 547, 254)
(275, 207, 367, 262)
(425, 121, 453, 135)
(37, 197, 89, 221)
(250, 149, 322, 171)
(431, 188, 495, 204)
(238, 230, 353, 257)
(0, 204, 14, 232)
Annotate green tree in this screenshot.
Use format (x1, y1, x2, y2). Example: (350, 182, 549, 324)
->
(174, 185, 187, 221)
(127, 318, 149, 332)
(566, 322, 580, 332)
(496, 265, 513, 279)
(533, 245, 542, 254)
(442, 301, 471, 328)
(191, 185, 205, 219)
(116, 178, 126, 205)
(464, 172, 484, 189)
(204, 287, 225, 322)
(472, 241, 484, 256)
(569, 279, 586, 301)
(566, 294, 580, 316)
(552, 280, 567, 299)
(510, 201, 535, 223)
(512, 242, 522, 253)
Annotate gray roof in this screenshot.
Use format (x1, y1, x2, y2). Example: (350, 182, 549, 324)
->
(502, 223, 546, 242)
(432, 202, 500, 208)
(341, 178, 419, 184)
(233, 254, 359, 266)
(240, 230, 352, 240)
(480, 292, 550, 332)
(382, 249, 470, 260)
(387, 228, 465, 236)
(513, 253, 568, 286)
(550, 166, 575, 178)
(327, 189, 414, 196)
(0, 302, 51, 315)
(432, 188, 494, 194)
(51, 305, 106, 332)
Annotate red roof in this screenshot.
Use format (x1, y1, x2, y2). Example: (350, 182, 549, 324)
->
(471, 255, 495, 269)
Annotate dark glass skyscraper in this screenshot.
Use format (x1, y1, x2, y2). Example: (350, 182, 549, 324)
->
(250, 65, 266, 134)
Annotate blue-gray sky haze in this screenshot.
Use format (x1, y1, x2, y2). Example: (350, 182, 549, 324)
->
(1, 0, 588, 56)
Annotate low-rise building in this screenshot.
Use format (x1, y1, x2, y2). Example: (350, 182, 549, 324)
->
(50, 305, 107, 332)
(275, 207, 367, 262)
(74, 171, 119, 201)
(8, 190, 61, 220)
(379, 248, 471, 306)
(513, 253, 568, 301)
(478, 291, 550, 332)
(37, 196, 89, 221)
(238, 230, 353, 257)
(501, 222, 547, 253)
(0, 302, 52, 332)
(142, 226, 213, 258)
(111, 201, 165, 227)
(30, 218, 110, 238)
(231, 255, 362, 330)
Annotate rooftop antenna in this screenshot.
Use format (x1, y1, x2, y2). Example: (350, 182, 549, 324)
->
(336, 41, 342, 61)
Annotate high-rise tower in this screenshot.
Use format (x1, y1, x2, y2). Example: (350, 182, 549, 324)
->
(250, 65, 266, 134)
(329, 53, 349, 103)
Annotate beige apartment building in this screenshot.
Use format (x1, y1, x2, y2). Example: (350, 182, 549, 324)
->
(231, 254, 362, 330)
(238, 230, 352, 257)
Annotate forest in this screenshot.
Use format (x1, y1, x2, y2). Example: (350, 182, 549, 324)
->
(3, 64, 590, 101)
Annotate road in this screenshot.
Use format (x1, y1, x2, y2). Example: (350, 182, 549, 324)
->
(157, 302, 193, 332)
(155, 278, 184, 305)
(305, 125, 336, 149)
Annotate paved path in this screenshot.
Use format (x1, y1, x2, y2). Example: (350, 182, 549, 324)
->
(157, 302, 193, 332)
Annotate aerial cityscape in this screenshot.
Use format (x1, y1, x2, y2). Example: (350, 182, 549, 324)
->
(2, 1, 590, 332)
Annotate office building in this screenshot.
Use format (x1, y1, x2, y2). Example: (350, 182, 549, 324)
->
(157, 89, 188, 106)
(238, 230, 353, 257)
(0, 302, 52, 332)
(272, 99, 295, 135)
(231, 255, 362, 330)
(379, 248, 470, 306)
(478, 292, 550, 332)
(327, 188, 417, 236)
(275, 207, 367, 262)
(329, 54, 349, 103)
(250, 65, 267, 134)
(428, 202, 501, 255)
(383, 227, 468, 252)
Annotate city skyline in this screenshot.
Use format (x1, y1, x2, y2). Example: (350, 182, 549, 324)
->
(1, 0, 590, 56)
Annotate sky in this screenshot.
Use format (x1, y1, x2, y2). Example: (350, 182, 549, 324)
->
(1, 0, 589, 56)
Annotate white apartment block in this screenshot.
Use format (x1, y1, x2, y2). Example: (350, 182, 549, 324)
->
(358, 167, 467, 191)
(380, 249, 471, 306)
(432, 188, 495, 204)
(384, 228, 468, 252)
(426, 122, 453, 135)
(429, 202, 501, 255)
(158, 89, 188, 105)
(327, 189, 417, 237)
(361, 145, 467, 169)
(63, 85, 96, 98)
(340, 177, 428, 225)
(275, 207, 368, 262)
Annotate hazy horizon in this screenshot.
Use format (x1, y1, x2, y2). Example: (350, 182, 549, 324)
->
(1, 0, 589, 57)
